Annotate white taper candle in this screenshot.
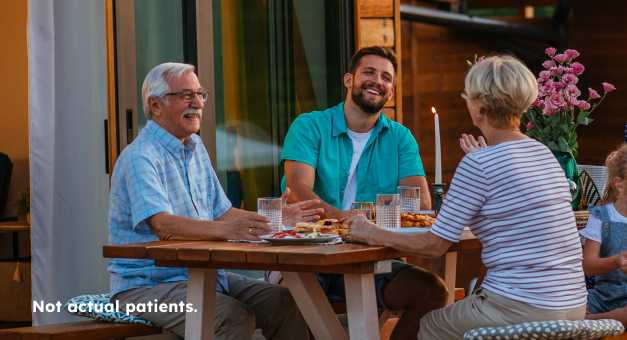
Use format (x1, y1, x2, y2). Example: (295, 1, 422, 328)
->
(432, 107, 442, 184)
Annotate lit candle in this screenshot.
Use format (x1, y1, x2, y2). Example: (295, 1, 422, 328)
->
(432, 107, 442, 184)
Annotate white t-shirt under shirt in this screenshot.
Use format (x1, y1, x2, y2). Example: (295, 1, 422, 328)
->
(341, 129, 373, 210)
(580, 203, 627, 243)
(431, 138, 587, 310)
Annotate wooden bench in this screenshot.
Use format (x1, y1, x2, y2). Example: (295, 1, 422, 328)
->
(0, 320, 161, 340)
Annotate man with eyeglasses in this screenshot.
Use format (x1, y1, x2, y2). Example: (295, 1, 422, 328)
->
(108, 62, 318, 339)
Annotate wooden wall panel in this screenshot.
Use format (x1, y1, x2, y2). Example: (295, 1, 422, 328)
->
(359, 0, 394, 17)
(383, 108, 396, 120)
(402, 19, 490, 184)
(359, 19, 395, 48)
(355, 0, 403, 122)
(401, 0, 627, 182)
(0, 0, 28, 217)
(568, 1, 627, 165)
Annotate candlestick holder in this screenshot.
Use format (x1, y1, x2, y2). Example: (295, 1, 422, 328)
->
(432, 183, 447, 214)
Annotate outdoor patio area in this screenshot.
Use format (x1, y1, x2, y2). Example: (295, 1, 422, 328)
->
(1, 0, 627, 339)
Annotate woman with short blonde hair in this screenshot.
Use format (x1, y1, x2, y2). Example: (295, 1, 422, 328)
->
(463, 55, 538, 129)
(346, 55, 587, 339)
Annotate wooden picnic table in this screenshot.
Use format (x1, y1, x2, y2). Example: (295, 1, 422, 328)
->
(103, 230, 480, 340)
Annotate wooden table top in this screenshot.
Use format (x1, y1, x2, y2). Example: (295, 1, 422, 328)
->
(0, 221, 30, 232)
(103, 230, 480, 274)
(104, 241, 404, 273)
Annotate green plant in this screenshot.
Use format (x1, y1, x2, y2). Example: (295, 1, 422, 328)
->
(521, 47, 615, 158)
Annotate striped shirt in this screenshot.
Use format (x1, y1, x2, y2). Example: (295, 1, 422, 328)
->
(431, 138, 587, 309)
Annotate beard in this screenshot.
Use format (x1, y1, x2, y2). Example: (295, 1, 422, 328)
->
(351, 84, 388, 115)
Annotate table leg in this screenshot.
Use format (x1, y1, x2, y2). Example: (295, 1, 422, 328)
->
(344, 273, 380, 340)
(186, 268, 217, 340)
(282, 272, 348, 340)
(444, 251, 458, 305)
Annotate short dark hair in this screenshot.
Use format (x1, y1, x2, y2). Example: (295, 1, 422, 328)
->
(348, 46, 397, 74)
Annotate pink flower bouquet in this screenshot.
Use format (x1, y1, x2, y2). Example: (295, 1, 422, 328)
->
(522, 47, 615, 158)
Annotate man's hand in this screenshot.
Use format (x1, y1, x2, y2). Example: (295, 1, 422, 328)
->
(217, 209, 272, 241)
(344, 215, 381, 245)
(459, 133, 487, 154)
(220, 215, 272, 241)
(284, 161, 345, 219)
(283, 200, 324, 226)
(281, 187, 324, 225)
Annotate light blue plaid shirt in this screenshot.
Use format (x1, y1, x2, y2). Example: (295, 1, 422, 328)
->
(108, 120, 232, 296)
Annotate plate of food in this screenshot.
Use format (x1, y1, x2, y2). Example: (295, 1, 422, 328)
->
(260, 229, 340, 244)
(294, 218, 350, 237)
(401, 212, 436, 228)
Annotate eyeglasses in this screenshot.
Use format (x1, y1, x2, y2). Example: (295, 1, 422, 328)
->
(163, 89, 209, 102)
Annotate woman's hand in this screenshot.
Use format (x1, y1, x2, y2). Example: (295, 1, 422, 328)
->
(281, 187, 323, 226)
(345, 215, 381, 245)
(459, 133, 487, 154)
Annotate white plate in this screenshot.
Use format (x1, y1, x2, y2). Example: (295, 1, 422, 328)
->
(407, 210, 436, 216)
(260, 233, 339, 245)
(391, 227, 431, 234)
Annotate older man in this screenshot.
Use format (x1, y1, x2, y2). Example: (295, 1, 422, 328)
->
(281, 46, 447, 339)
(108, 62, 317, 339)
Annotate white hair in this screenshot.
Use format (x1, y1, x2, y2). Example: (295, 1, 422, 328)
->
(141, 62, 195, 120)
(465, 55, 538, 128)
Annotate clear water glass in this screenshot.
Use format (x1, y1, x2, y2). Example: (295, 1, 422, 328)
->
(376, 194, 400, 229)
(257, 197, 283, 230)
(398, 186, 420, 213)
(351, 202, 375, 221)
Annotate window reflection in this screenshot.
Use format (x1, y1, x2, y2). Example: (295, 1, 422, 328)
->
(212, 0, 347, 209)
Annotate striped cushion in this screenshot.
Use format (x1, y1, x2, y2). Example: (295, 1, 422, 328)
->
(64, 293, 153, 326)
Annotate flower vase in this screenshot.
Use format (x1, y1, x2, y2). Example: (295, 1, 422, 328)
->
(551, 150, 581, 209)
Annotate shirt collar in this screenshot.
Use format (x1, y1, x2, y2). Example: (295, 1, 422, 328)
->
(332, 102, 391, 137)
(144, 120, 198, 155)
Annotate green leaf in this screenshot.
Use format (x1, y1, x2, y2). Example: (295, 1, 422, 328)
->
(547, 140, 559, 151)
(576, 111, 591, 125)
(558, 138, 571, 154)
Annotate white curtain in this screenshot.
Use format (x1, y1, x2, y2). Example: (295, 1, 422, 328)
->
(28, 0, 110, 325)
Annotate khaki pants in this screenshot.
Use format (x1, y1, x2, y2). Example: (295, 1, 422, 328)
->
(418, 288, 586, 340)
(112, 272, 309, 340)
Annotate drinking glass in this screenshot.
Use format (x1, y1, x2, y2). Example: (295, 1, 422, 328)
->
(375, 194, 400, 229)
(398, 186, 420, 213)
(351, 202, 375, 221)
(257, 197, 283, 230)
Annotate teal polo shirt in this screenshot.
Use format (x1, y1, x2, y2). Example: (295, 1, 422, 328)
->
(281, 102, 425, 209)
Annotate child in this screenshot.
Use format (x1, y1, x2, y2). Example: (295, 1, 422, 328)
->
(582, 143, 627, 324)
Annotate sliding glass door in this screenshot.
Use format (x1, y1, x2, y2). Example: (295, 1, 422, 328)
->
(111, 0, 352, 209)
(211, 0, 352, 209)
(113, 0, 196, 147)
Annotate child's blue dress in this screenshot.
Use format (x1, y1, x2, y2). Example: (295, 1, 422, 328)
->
(587, 204, 627, 313)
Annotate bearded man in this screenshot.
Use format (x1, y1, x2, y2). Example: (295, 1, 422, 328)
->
(280, 46, 445, 340)
(282, 46, 431, 217)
